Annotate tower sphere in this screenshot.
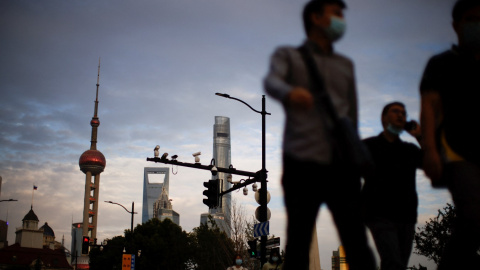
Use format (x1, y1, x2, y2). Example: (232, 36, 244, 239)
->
(90, 118, 100, 127)
(79, 149, 106, 174)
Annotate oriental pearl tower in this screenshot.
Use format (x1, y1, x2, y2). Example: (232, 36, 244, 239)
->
(78, 59, 106, 245)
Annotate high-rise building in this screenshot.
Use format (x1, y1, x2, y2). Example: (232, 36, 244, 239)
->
(200, 116, 232, 235)
(332, 245, 349, 270)
(153, 187, 180, 225)
(77, 60, 106, 268)
(71, 222, 83, 266)
(142, 167, 176, 223)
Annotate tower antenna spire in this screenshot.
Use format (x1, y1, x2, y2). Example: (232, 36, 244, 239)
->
(90, 58, 101, 150)
(94, 57, 100, 118)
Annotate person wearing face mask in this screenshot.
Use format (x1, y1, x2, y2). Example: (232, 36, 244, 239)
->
(226, 254, 248, 270)
(264, 0, 376, 269)
(420, 0, 480, 269)
(262, 249, 283, 270)
(361, 102, 422, 270)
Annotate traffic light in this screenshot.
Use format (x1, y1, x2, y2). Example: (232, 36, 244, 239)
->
(247, 239, 257, 258)
(202, 179, 219, 208)
(82, 236, 90, 254)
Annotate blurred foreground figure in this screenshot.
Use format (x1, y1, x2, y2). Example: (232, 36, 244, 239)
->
(420, 0, 480, 269)
(264, 1, 375, 269)
(362, 102, 422, 270)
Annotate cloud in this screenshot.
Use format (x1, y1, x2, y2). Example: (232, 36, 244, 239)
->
(0, 1, 456, 269)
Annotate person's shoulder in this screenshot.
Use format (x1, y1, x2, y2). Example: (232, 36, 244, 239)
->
(362, 133, 382, 144)
(398, 139, 421, 155)
(332, 51, 354, 65)
(427, 48, 457, 64)
(271, 44, 298, 54)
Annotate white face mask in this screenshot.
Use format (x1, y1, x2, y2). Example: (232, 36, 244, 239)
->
(235, 259, 243, 265)
(323, 15, 346, 42)
(386, 123, 403, 135)
(272, 256, 279, 262)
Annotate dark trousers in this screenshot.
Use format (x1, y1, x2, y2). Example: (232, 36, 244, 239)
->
(367, 218, 415, 270)
(282, 155, 375, 270)
(439, 161, 480, 269)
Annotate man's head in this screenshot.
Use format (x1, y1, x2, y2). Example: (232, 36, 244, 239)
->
(381, 101, 407, 131)
(452, 0, 480, 51)
(302, 0, 347, 40)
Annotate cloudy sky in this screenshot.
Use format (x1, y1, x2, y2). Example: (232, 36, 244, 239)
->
(1, 0, 457, 269)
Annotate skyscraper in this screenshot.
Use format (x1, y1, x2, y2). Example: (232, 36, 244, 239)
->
(142, 167, 173, 223)
(78, 60, 106, 254)
(153, 187, 180, 225)
(332, 246, 349, 270)
(200, 116, 232, 235)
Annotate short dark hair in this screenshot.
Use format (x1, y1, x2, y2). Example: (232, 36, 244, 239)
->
(381, 101, 405, 127)
(381, 101, 405, 117)
(452, 0, 480, 22)
(302, 0, 347, 35)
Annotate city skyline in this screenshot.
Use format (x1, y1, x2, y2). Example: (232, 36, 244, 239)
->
(0, 1, 455, 269)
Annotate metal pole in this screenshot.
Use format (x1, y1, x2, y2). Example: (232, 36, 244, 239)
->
(260, 95, 267, 266)
(131, 202, 134, 233)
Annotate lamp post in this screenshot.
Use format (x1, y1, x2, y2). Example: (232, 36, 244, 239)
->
(0, 199, 18, 202)
(215, 93, 270, 265)
(105, 201, 137, 233)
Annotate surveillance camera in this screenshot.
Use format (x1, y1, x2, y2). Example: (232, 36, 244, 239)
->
(211, 165, 218, 176)
(252, 183, 258, 192)
(193, 152, 201, 163)
(227, 175, 232, 183)
(243, 186, 248, 196)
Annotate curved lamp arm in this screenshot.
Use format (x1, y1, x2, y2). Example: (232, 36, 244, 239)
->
(105, 201, 137, 214)
(215, 93, 271, 115)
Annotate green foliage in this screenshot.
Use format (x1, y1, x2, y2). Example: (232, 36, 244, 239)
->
(131, 218, 192, 270)
(90, 216, 236, 270)
(414, 203, 456, 265)
(191, 216, 235, 270)
(89, 235, 125, 270)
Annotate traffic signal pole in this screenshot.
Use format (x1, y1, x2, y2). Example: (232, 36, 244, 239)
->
(146, 93, 271, 266)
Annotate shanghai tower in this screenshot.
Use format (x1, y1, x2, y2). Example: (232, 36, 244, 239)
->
(200, 116, 232, 235)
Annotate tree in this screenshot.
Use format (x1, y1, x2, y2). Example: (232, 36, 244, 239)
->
(191, 215, 235, 270)
(90, 219, 192, 270)
(131, 218, 192, 270)
(228, 199, 258, 270)
(229, 199, 249, 253)
(414, 203, 456, 265)
(89, 235, 125, 270)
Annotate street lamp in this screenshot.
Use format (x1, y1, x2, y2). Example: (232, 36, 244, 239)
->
(104, 201, 137, 233)
(0, 199, 18, 202)
(215, 92, 270, 265)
